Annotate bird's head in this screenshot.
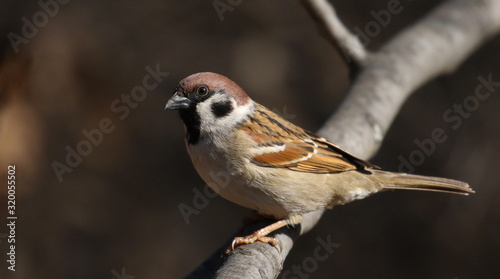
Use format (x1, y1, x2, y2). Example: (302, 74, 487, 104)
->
(166, 72, 254, 144)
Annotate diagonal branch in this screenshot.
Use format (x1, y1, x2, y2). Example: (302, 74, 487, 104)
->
(299, 0, 369, 71)
(319, 0, 500, 159)
(186, 0, 500, 278)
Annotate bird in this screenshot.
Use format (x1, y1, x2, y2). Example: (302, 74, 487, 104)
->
(165, 72, 474, 251)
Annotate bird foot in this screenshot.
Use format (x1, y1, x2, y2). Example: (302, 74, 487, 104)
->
(225, 233, 279, 254)
(224, 219, 291, 254)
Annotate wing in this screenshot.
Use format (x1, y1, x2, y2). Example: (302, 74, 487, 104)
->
(241, 103, 378, 174)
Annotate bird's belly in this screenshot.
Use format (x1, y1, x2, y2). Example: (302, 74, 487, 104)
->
(187, 143, 289, 218)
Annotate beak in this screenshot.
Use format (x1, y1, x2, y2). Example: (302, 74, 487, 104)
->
(165, 92, 191, 110)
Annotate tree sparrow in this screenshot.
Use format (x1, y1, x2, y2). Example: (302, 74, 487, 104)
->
(165, 72, 474, 251)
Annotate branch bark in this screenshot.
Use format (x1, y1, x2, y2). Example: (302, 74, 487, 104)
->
(299, 0, 369, 69)
(186, 0, 500, 278)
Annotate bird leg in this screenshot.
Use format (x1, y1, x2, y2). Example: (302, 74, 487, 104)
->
(226, 215, 302, 254)
(238, 212, 271, 234)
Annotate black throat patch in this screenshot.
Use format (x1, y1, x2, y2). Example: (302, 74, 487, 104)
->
(179, 107, 201, 145)
(211, 100, 233, 118)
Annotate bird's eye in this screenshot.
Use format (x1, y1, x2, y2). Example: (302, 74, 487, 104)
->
(196, 86, 209, 97)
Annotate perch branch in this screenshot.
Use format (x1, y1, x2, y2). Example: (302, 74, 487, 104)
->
(299, 0, 369, 71)
(186, 0, 500, 278)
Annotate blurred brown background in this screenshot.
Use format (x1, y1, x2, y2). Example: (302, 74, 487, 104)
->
(0, 0, 499, 278)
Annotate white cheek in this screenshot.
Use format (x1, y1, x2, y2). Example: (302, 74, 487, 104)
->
(196, 96, 254, 137)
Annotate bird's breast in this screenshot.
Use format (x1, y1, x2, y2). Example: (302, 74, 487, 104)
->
(185, 138, 290, 218)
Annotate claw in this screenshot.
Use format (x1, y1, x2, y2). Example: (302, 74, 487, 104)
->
(225, 235, 279, 254)
(223, 217, 300, 255)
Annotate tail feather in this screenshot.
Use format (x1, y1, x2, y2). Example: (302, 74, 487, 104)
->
(370, 170, 474, 196)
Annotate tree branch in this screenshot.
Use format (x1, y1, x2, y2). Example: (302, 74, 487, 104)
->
(299, 0, 369, 71)
(186, 0, 500, 278)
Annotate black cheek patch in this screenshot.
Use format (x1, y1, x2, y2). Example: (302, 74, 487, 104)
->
(211, 100, 233, 118)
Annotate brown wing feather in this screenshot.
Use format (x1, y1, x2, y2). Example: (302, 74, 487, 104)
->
(250, 144, 310, 167)
(308, 132, 379, 170)
(243, 103, 378, 174)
